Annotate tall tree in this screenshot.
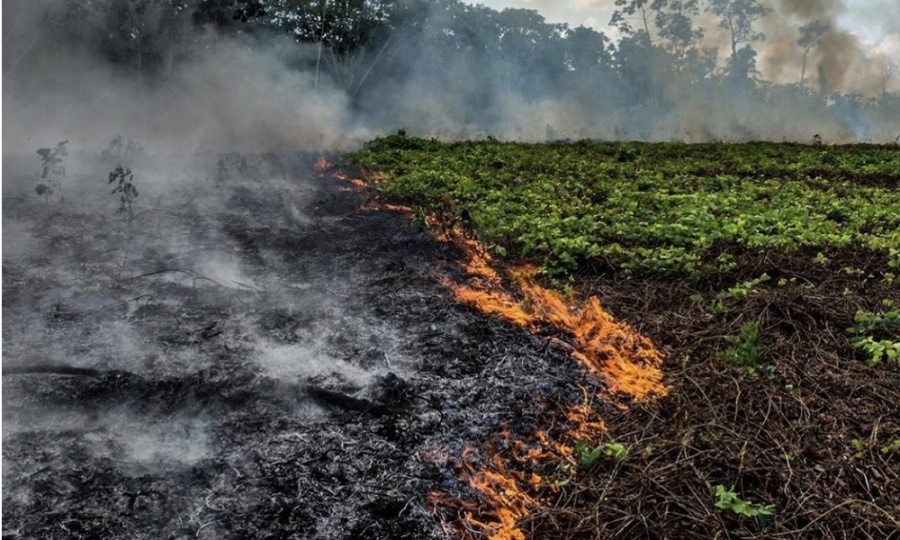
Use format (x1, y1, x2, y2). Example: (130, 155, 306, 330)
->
(494, 8, 567, 95)
(877, 60, 897, 99)
(724, 44, 758, 84)
(706, 0, 771, 58)
(610, 0, 659, 42)
(654, 0, 703, 59)
(565, 25, 612, 75)
(798, 20, 828, 89)
(614, 32, 671, 107)
(268, 0, 395, 94)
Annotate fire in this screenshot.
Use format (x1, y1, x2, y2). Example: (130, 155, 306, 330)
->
(439, 229, 665, 403)
(322, 161, 667, 540)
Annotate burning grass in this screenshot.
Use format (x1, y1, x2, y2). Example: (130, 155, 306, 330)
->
(329, 160, 669, 540)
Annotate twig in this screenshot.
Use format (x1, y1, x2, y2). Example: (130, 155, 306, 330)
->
(2, 364, 102, 377)
(769, 499, 900, 537)
(121, 268, 222, 287)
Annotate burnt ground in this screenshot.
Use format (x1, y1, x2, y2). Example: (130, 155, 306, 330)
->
(2, 153, 593, 539)
(525, 249, 900, 539)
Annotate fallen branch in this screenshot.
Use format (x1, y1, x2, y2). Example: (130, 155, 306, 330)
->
(2, 364, 102, 377)
(303, 385, 390, 415)
(121, 268, 222, 287)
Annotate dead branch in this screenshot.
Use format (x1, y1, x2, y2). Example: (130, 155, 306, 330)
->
(3, 364, 102, 377)
(303, 385, 390, 415)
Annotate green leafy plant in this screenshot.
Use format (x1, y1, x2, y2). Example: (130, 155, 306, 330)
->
(719, 321, 773, 377)
(575, 440, 628, 468)
(846, 300, 900, 365)
(351, 138, 900, 279)
(718, 273, 771, 301)
(881, 440, 900, 456)
(109, 165, 139, 224)
(713, 484, 775, 527)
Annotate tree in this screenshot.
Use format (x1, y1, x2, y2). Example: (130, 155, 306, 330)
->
(267, 0, 395, 94)
(724, 44, 758, 85)
(494, 8, 567, 95)
(654, 0, 703, 59)
(614, 32, 671, 107)
(706, 0, 771, 58)
(798, 20, 828, 89)
(109, 165, 139, 224)
(36, 141, 69, 203)
(878, 61, 898, 99)
(565, 26, 612, 75)
(610, 0, 659, 41)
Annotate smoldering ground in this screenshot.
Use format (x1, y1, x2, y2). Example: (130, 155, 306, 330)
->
(0, 147, 438, 538)
(1, 141, 606, 538)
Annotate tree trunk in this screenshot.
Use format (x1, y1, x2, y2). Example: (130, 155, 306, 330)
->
(799, 50, 808, 88)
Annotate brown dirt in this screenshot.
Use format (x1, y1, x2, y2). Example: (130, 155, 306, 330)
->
(522, 247, 900, 539)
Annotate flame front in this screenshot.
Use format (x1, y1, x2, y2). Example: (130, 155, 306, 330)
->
(440, 230, 665, 402)
(432, 229, 666, 539)
(326, 162, 668, 540)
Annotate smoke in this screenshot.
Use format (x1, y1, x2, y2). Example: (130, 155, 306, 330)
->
(3, 0, 900, 151)
(2, 1, 361, 154)
(3, 38, 358, 154)
(756, 0, 891, 96)
(778, 0, 842, 19)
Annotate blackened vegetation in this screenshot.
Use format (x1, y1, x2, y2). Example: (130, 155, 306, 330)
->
(2, 154, 595, 539)
(35, 141, 69, 202)
(108, 165, 139, 223)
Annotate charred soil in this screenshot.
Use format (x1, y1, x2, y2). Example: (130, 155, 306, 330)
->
(3, 154, 595, 539)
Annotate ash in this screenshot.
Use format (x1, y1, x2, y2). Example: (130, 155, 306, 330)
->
(2, 153, 589, 539)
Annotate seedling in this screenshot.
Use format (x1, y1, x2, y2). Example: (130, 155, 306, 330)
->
(881, 440, 900, 456)
(109, 165, 139, 224)
(575, 440, 628, 468)
(846, 300, 900, 365)
(36, 140, 68, 202)
(718, 273, 771, 300)
(713, 484, 774, 528)
(719, 321, 774, 378)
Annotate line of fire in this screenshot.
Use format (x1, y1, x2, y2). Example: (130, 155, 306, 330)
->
(319, 157, 669, 540)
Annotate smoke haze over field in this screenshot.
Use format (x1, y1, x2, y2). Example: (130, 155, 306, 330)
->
(3, 0, 900, 149)
(2, 27, 359, 153)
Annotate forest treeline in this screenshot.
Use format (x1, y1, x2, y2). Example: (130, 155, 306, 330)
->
(4, 0, 899, 141)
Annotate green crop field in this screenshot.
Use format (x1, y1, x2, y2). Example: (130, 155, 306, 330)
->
(349, 135, 900, 537)
(351, 134, 900, 277)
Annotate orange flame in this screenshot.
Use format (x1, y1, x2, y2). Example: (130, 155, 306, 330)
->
(322, 163, 667, 540)
(426, 227, 666, 539)
(313, 156, 330, 172)
(440, 230, 666, 403)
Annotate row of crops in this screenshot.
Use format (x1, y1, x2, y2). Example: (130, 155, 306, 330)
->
(350, 135, 900, 277)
